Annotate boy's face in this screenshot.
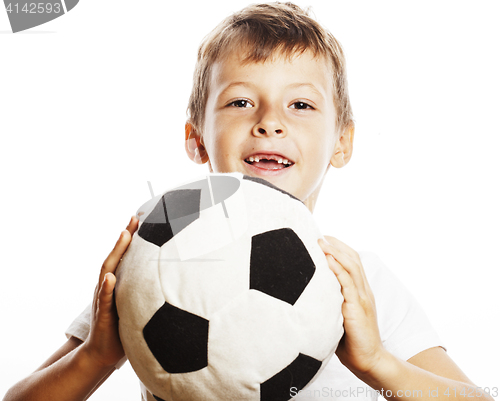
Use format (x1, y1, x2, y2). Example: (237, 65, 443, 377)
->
(188, 49, 351, 210)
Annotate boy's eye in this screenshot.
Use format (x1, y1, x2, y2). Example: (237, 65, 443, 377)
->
(228, 99, 252, 108)
(290, 101, 313, 110)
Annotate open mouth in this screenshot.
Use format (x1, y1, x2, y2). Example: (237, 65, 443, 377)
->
(244, 154, 294, 170)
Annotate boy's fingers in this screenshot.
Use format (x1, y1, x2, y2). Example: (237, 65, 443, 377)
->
(322, 237, 371, 291)
(100, 228, 132, 283)
(101, 230, 127, 267)
(319, 239, 367, 297)
(99, 273, 116, 309)
(322, 236, 370, 284)
(126, 216, 139, 236)
(94, 273, 118, 329)
(322, 238, 361, 276)
(96, 217, 137, 301)
(323, 236, 358, 260)
(322, 239, 376, 308)
(326, 255, 359, 303)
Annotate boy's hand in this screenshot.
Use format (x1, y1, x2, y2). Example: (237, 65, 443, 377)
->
(82, 216, 139, 369)
(318, 236, 386, 380)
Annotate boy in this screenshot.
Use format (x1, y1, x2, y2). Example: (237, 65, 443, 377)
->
(3, 2, 494, 401)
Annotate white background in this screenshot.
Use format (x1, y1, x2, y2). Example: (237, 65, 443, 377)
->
(1, 0, 499, 399)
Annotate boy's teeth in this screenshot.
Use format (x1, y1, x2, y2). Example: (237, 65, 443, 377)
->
(245, 155, 293, 166)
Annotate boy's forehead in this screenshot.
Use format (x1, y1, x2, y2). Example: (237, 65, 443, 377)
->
(209, 49, 334, 95)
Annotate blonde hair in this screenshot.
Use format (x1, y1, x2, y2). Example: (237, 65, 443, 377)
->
(187, 2, 354, 135)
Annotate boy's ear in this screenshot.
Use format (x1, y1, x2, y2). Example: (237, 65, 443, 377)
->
(330, 123, 355, 168)
(185, 122, 209, 165)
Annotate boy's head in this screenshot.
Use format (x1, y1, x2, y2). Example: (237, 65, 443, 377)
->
(185, 2, 355, 211)
(187, 2, 353, 136)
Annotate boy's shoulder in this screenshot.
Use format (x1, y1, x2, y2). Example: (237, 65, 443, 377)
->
(358, 251, 445, 360)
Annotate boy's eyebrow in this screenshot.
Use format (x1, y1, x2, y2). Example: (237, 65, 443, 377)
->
(218, 82, 326, 99)
(286, 83, 326, 99)
(217, 81, 254, 98)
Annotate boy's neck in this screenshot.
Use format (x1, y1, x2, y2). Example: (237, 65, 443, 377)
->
(303, 181, 324, 214)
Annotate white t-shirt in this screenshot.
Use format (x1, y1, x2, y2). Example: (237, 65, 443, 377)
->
(65, 252, 444, 401)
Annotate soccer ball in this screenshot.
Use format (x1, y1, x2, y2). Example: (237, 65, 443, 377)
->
(115, 173, 343, 401)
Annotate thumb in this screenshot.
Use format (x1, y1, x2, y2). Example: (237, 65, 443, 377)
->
(97, 273, 117, 321)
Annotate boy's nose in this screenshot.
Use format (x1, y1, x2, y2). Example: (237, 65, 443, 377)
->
(255, 127, 284, 135)
(252, 113, 286, 137)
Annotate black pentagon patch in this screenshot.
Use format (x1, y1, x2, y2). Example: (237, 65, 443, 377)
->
(260, 353, 322, 401)
(138, 189, 201, 247)
(250, 228, 315, 305)
(175, 178, 212, 211)
(143, 301, 209, 374)
(243, 175, 302, 203)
